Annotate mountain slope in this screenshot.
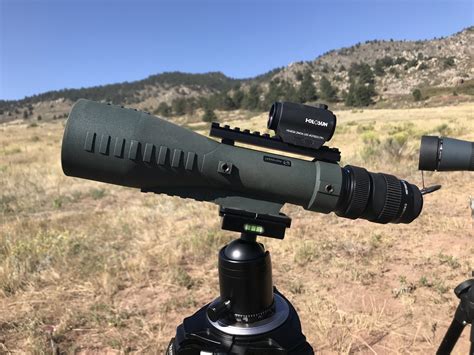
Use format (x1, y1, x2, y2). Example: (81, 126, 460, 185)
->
(1, 27, 472, 123)
(275, 27, 473, 96)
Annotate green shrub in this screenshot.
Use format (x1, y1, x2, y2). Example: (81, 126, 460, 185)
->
(374, 61, 385, 76)
(171, 266, 194, 289)
(388, 122, 415, 135)
(418, 63, 428, 71)
(360, 131, 381, 159)
(356, 122, 375, 133)
(412, 89, 422, 101)
(202, 108, 217, 122)
(443, 57, 455, 69)
(383, 131, 409, 158)
(395, 57, 407, 65)
(90, 188, 106, 200)
(433, 123, 452, 136)
(154, 102, 171, 117)
(404, 59, 418, 70)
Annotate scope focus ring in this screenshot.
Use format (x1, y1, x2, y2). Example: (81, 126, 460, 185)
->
(343, 166, 370, 219)
(376, 174, 403, 224)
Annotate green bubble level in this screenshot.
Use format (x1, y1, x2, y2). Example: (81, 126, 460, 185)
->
(244, 224, 264, 233)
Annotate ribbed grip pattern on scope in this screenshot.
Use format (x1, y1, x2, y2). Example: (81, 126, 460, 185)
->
(81, 131, 197, 170)
(377, 174, 402, 224)
(343, 166, 370, 219)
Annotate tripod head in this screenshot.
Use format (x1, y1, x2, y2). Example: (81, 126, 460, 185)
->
(208, 207, 290, 325)
(168, 208, 313, 353)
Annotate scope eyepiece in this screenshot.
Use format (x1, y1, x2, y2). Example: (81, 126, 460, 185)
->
(268, 102, 336, 150)
(336, 165, 423, 224)
(419, 135, 474, 172)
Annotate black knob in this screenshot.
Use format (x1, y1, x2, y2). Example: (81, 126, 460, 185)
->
(317, 103, 328, 110)
(454, 279, 474, 298)
(207, 299, 231, 322)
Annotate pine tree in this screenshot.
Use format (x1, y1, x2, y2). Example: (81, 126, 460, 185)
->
(345, 62, 376, 107)
(374, 60, 385, 76)
(345, 83, 376, 106)
(242, 85, 261, 110)
(172, 98, 186, 116)
(232, 89, 244, 108)
(319, 77, 337, 102)
(349, 63, 374, 84)
(202, 107, 217, 122)
(412, 89, 422, 101)
(297, 71, 317, 103)
(222, 95, 235, 110)
(155, 102, 171, 117)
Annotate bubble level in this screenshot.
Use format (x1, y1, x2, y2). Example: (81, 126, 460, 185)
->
(244, 224, 264, 233)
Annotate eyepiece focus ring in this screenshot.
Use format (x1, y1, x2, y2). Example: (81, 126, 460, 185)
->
(340, 166, 370, 219)
(376, 174, 403, 224)
(337, 165, 422, 224)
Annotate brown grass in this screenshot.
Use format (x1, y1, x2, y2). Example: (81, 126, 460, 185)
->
(1, 103, 473, 353)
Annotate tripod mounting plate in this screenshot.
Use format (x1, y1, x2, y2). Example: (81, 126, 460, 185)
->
(219, 206, 291, 239)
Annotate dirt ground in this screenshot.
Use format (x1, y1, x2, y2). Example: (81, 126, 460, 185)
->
(1, 103, 473, 354)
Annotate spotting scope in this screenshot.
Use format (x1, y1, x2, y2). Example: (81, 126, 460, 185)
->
(419, 135, 474, 172)
(61, 99, 423, 230)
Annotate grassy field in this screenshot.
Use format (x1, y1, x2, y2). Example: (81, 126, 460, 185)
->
(1, 103, 473, 354)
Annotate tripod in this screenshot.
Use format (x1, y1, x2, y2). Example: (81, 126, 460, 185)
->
(437, 273, 474, 355)
(167, 207, 314, 354)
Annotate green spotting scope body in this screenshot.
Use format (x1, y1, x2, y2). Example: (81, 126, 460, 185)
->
(62, 99, 423, 226)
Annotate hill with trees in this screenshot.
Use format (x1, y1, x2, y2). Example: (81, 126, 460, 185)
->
(1, 27, 472, 123)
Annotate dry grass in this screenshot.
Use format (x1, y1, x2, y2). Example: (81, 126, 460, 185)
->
(1, 103, 473, 354)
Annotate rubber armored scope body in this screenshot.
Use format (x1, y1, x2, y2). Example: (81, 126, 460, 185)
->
(419, 135, 474, 172)
(61, 99, 423, 226)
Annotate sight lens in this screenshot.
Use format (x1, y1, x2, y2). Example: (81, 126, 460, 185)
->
(267, 102, 281, 131)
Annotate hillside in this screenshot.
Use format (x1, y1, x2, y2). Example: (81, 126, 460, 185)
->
(277, 27, 473, 96)
(1, 27, 472, 123)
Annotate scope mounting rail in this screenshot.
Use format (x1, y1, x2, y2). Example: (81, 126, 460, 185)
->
(210, 123, 341, 162)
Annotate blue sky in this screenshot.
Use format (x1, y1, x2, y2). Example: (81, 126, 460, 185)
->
(1, 0, 472, 100)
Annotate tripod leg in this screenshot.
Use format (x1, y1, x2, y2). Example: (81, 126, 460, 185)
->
(470, 323, 473, 355)
(437, 305, 466, 355)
